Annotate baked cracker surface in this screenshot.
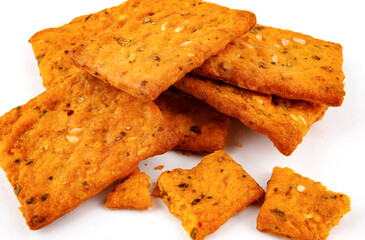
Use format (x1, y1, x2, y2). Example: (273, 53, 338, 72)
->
(194, 24, 345, 106)
(257, 167, 351, 240)
(156, 150, 264, 240)
(70, 0, 256, 100)
(174, 75, 328, 156)
(155, 88, 230, 153)
(105, 168, 152, 210)
(0, 71, 178, 230)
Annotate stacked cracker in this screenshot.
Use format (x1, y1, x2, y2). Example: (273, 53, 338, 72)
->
(0, 0, 349, 239)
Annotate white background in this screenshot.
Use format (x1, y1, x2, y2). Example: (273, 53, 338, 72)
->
(0, 0, 364, 239)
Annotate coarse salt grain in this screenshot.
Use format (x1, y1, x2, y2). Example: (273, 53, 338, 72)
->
(174, 26, 184, 33)
(66, 135, 79, 143)
(293, 37, 306, 44)
(282, 38, 289, 46)
(297, 185, 305, 192)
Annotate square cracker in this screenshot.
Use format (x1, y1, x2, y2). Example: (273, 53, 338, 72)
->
(193, 24, 345, 106)
(257, 167, 351, 240)
(29, 0, 142, 88)
(155, 88, 230, 153)
(156, 150, 264, 240)
(105, 168, 152, 210)
(174, 75, 328, 156)
(0, 71, 178, 230)
(70, 0, 256, 100)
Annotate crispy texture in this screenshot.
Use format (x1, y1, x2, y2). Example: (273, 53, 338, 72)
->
(157, 150, 264, 240)
(0, 71, 178, 230)
(257, 167, 351, 240)
(194, 24, 345, 106)
(155, 88, 230, 153)
(70, 0, 256, 100)
(105, 168, 152, 210)
(29, 0, 142, 87)
(174, 75, 328, 156)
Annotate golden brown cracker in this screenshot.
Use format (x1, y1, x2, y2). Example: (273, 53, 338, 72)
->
(155, 88, 230, 153)
(70, 0, 256, 100)
(156, 150, 264, 240)
(105, 168, 152, 210)
(0, 71, 178, 230)
(29, 0, 142, 87)
(194, 24, 345, 106)
(257, 167, 351, 240)
(174, 75, 328, 156)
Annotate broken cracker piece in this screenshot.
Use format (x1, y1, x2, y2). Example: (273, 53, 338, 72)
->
(105, 168, 152, 210)
(155, 88, 230, 153)
(257, 167, 351, 240)
(0, 71, 178, 230)
(174, 75, 328, 156)
(194, 24, 345, 106)
(157, 150, 264, 240)
(70, 0, 256, 100)
(29, 0, 142, 87)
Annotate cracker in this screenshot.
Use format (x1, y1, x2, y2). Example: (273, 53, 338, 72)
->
(193, 24, 345, 106)
(257, 167, 351, 240)
(105, 168, 152, 210)
(29, 0, 142, 87)
(70, 0, 256, 100)
(0, 71, 178, 230)
(155, 88, 230, 153)
(174, 75, 328, 156)
(156, 150, 264, 240)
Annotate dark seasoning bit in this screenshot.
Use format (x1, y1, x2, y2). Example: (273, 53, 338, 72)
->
(190, 126, 201, 134)
(190, 227, 197, 240)
(271, 208, 287, 221)
(191, 198, 200, 205)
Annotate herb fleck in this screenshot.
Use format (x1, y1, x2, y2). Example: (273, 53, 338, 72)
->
(178, 183, 189, 188)
(258, 62, 268, 69)
(325, 195, 337, 199)
(154, 56, 160, 61)
(140, 81, 147, 87)
(271, 209, 287, 221)
(41, 195, 48, 201)
(190, 227, 197, 240)
(14, 185, 21, 196)
(26, 198, 35, 204)
(312, 55, 321, 60)
(49, 176, 53, 180)
(190, 126, 202, 134)
(39, 217, 45, 223)
(15, 159, 20, 163)
(36, 54, 44, 65)
(192, 198, 200, 205)
(82, 181, 89, 190)
(26, 161, 34, 165)
(85, 15, 92, 21)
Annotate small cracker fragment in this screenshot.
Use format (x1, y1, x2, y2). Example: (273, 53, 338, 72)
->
(70, 0, 256, 100)
(194, 24, 345, 106)
(29, 0, 142, 87)
(0, 71, 178, 230)
(105, 169, 152, 210)
(174, 75, 328, 156)
(155, 89, 230, 153)
(257, 167, 351, 240)
(156, 150, 264, 240)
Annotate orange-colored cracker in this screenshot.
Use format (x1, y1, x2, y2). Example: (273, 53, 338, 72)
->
(156, 150, 264, 240)
(29, 0, 142, 87)
(174, 75, 328, 156)
(257, 167, 351, 240)
(70, 0, 256, 100)
(194, 24, 345, 106)
(105, 168, 152, 210)
(0, 71, 178, 230)
(155, 89, 230, 153)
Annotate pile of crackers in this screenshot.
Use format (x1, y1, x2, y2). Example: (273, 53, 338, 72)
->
(0, 0, 350, 239)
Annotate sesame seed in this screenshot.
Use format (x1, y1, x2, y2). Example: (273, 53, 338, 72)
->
(282, 38, 289, 46)
(290, 114, 300, 122)
(69, 128, 82, 135)
(256, 32, 262, 40)
(174, 26, 184, 32)
(306, 214, 312, 219)
(188, 53, 195, 58)
(272, 54, 279, 63)
(66, 135, 79, 143)
(297, 185, 305, 192)
(161, 22, 167, 31)
(181, 41, 191, 46)
(77, 97, 84, 103)
(298, 115, 307, 125)
(293, 37, 306, 44)
(137, 146, 149, 156)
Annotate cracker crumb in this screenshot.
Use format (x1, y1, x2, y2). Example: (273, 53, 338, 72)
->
(182, 151, 191, 156)
(297, 185, 305, 192)
(155, 165, 165, 170)
(237, 142, 243, 148)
